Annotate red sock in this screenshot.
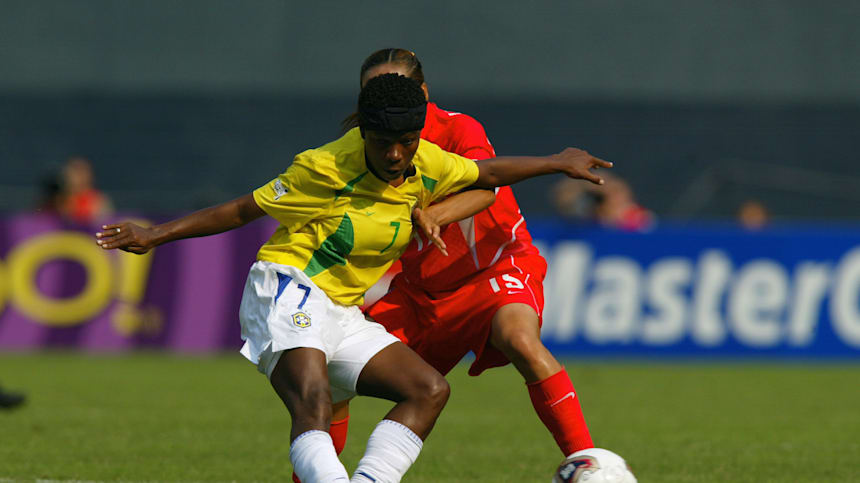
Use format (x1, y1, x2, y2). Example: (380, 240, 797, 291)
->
(291, 416, 350, 483)
(329, 415, 350, 454)
(527, 368, 593, 456)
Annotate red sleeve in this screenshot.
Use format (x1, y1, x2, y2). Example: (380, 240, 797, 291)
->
(451, 116, 496, 161)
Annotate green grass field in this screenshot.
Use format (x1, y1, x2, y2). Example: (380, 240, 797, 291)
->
(1, 353, 858, 482)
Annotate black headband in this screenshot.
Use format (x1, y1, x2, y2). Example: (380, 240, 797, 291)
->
(358, 104, 427, 132)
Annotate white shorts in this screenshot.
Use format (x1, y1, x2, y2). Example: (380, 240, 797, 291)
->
(238, 260, 399, 403)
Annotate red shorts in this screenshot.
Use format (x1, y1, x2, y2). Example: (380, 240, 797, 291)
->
(364, 252, 547, 377)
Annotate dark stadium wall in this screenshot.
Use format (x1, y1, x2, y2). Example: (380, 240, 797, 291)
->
(2, 1, 858, 103)
(2, 94, 859, 219)
(1, 0, 858, 218)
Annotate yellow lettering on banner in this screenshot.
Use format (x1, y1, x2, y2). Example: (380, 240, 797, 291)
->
(110, 218, 160, 336)
(112, 303, 164, 336)
(0, 258, 7, 314)
(8, 232, 113, 326)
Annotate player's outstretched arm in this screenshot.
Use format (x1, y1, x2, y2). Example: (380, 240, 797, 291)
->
(411, 188, 495, 256)
(424, 188, 496, 226)
(473, 148, 612, 188)
(95, 193, 266, 254)
(423, 188, 495, 226)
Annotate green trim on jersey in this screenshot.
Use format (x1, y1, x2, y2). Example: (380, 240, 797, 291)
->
(379, 221, 401, 253)
(252, 128, 480, 306)
(303, 213, 355, 278)
(421, 174, 438, 192)
(335, 172, 369, 199)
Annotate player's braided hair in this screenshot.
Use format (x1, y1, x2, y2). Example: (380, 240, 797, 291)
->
(360, 48, 425, 86)
(343, 48, 426, 132)
(359, 73, 426, 114)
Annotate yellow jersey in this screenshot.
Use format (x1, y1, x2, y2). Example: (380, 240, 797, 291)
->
(253, 128, 479, 306)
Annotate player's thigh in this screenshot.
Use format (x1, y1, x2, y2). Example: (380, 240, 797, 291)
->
(490, 302, 561, 381)
(326, 307, 400, 403)
(490, 302, 542, 349)
(269, 347, 332, 417)
(240, 261, 343, 375)
(484, 257, 546, 348)
(355, 341, 447, 403)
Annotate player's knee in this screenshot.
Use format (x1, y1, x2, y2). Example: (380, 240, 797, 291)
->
(491, 306, 542, 356)
(429, 373, 450, 408)
(425, 375, 450, 412)
(283, 381, 333, 426)
(497, 328, 543, 360)
(410, 370, 450, 411)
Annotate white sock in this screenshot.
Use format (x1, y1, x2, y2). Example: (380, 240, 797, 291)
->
(290, 430, 349, 482)
(350, 419, 424, 483)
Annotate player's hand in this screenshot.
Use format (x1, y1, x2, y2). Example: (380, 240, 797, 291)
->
(412, 207, 448, 256)
(95, 222, 157, 254)
(554, 148, 613, 185)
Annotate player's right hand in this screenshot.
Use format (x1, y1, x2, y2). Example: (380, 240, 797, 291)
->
(95, 222, 156, 254)
(554, 147, 613, 185)
(412, 207, 448, 256)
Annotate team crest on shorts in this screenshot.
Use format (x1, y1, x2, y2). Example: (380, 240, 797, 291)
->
(292, 311, 311, 328)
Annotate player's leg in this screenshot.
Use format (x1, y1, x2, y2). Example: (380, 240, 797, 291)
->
(348, 341, 450, 482)
(239, 262, 353, 482)
(490, 303, 560, 381)
(326, 281, 424, 458)
(356, 341, 449, 437)
(269, 347, 350, 482)
(330, 399, 351, 452)
(292, 399, 350, 483)
(270, 347, 332, 440)
(366, 273, 469, 377)
(489, 302, 593, 455)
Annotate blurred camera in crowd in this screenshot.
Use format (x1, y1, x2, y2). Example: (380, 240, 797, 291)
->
(551, 173, 654, 232)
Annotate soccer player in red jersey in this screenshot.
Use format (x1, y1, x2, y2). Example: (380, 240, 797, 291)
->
(101, 73, 610, 483)
(328, 48, 595, 467)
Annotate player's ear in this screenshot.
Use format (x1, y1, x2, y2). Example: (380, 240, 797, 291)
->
(421, 83, 429, 101)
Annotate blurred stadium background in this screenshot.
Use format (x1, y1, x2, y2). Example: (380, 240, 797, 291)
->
(1, 1, 859, 481)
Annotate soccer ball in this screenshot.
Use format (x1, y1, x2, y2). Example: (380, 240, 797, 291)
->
(552, 448, 637, 483)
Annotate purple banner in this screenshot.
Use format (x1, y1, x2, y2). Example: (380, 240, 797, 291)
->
(5, 213, 858, 358)
(0, 214, 279, 351)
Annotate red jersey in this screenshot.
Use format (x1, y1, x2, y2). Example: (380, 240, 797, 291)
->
(400, 102, 541, 292)
(66, 189, 109, 225)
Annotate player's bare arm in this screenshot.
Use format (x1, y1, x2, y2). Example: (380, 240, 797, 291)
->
(95, 193, 266, 254)
(423, 188, 495, 226)
(473, 148, 612, 188)
(411, 188, 495, 255)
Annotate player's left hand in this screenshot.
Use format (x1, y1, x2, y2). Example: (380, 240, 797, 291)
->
(554, 147, 613, 185)
(95, 222, 157, 254)
(412, 207, 448, 256)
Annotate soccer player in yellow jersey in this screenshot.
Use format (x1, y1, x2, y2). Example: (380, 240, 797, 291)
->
(95, 73, 611, 482)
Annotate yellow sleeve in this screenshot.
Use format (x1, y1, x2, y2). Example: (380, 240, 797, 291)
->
(426, 150, 480, 204)
(252, 155, 333, 233)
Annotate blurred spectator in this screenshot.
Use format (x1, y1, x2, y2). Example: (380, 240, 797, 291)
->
(552, 173, 654, 231)
(60, 156, 113, 224)
(35, 168, 63, 215)
(737, 199, 769, 230)
(0, 383, 25, 410)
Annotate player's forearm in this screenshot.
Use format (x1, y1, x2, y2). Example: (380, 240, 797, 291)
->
(425, 189, 495, 225)
(473, 155, 563, 188)
(150, 194, 265, 246)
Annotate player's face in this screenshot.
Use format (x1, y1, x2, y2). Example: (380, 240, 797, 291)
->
(362, 129, 421, 184)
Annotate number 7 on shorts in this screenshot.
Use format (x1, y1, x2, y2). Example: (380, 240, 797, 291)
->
(275, 273, 311, 309)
